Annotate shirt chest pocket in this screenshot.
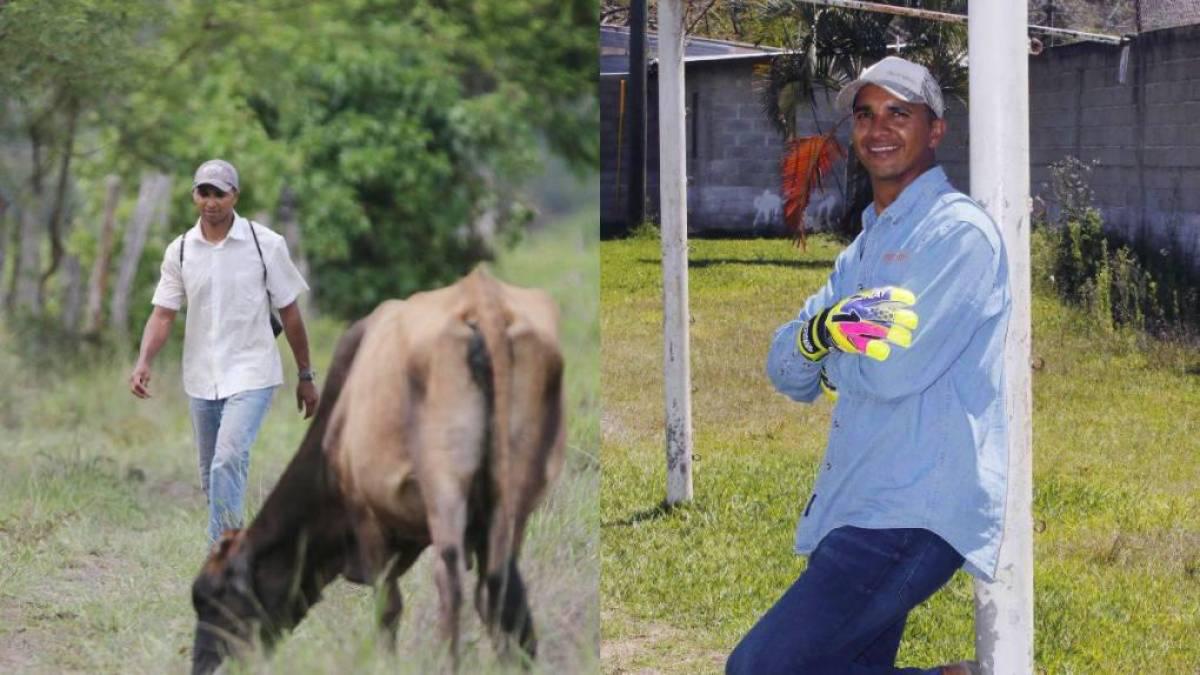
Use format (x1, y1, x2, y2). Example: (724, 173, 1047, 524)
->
(859, 245, 915, 289)
(231, 264, 267, 310)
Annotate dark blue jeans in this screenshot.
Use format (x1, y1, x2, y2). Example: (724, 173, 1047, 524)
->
(726, 526, 964, 675)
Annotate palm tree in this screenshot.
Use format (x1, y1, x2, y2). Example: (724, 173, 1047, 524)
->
(753, 0, 967, 245)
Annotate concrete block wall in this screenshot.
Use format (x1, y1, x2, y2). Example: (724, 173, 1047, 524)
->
(602, 22, 1200, 264)
(683, 60, 781, 234)
(682, 60, 853, 235)
(600, 57, 852, 237)
(598, 72, 662, 237)
(600, 76, 635, 237)
(940, 24, 1200, 270)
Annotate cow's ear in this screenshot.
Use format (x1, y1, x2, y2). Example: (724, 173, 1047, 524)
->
(227, 540, 256, 598)
(212, 529, 243, 561)
(201, 529, 244, 580)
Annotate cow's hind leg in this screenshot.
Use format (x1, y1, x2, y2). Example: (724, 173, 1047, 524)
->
(376, 543, 423, 651)
(420, 324, 487, 671)
(477, 554, 537, 664)
(427, 494, 469, 672)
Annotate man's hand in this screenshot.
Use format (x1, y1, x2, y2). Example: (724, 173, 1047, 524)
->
(797, 287, 919, 362)
(296, 380, 318, 419)
(130, 363, 153, 399)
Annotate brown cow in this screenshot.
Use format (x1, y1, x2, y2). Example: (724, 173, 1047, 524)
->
(189, 267, 565, 675)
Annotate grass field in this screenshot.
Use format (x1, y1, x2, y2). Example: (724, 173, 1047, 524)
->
(600, 233, 1200, 674)
(0, 208, 598, 674)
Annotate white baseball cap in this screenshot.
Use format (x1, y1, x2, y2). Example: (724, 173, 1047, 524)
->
(835, 56, 945, 119)
(192, 159, 239, 192)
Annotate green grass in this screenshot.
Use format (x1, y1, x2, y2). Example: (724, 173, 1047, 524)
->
(0, 207, 598, 674)
(600, 234, 1200, 674)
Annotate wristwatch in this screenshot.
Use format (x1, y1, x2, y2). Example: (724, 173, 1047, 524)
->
(298, 368, 317, 382)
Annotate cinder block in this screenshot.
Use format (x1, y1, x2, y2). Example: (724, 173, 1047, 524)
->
(1178, 179, 1200, 211)
(1144, 103, 1189, 126)
(709, 103, 739, 120)
(1145, 80, 1190, 104)
(1083, 66, 1121, 89)
(1144, 124, 1186, 146)
(1147, 59, 1199, 84)
(1144, 145, 1200, 168)
(1092, 105, 1138, 126)
(1082, 85, 1136, 107)
(1081, 125, 1137, 147)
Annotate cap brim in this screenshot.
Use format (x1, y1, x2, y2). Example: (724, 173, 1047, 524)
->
(836, 80, 936, 117)
(193, 180, 236, 192)
(835, 81, 868, 116)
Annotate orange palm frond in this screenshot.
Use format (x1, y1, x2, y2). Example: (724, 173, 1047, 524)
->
(781, 132, 845, 248)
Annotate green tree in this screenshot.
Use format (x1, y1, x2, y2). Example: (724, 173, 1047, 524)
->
(3, 0, 598, 327)
(0, 0, 160, 311)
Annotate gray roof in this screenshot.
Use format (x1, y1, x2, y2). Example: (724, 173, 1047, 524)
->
(600, 25, 780, 75)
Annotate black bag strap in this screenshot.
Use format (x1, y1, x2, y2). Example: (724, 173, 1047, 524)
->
(246, 220, 271, 301)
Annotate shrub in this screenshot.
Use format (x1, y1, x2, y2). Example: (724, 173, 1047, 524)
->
(1041, 156, 1196, 340)
(628, 220, 661, 241)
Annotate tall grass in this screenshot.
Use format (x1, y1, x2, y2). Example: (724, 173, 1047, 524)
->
(600, 235, 1200, 674)
(0, 208, 598, 674)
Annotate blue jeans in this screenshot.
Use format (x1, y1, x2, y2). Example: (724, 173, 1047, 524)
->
(726, 526, 965, 675)
(188, 386, 276, 544)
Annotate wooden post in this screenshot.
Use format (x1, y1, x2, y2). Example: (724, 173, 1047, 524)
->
(59, 255, 84, 331)
(83, 175, 121, 335)
(13, 199, 43, 314)
(276, 186, 313, 317)
(969, 3, 1034, 673)
(0, 191, 8, 307)
(658, 0, 693, 505)
(110, 172, 171, 342)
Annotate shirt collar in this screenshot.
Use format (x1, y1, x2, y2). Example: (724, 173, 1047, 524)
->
(861, 166, 949, 231)
(187, 211, 247, 243)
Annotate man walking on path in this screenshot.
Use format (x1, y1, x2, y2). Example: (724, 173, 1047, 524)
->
(726, 57, 1011, 675)
(129, 159, 318, 545)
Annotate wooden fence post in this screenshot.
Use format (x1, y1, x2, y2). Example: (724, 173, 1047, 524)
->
(110, 172, 171, 342)
(83, 174, 121, 335)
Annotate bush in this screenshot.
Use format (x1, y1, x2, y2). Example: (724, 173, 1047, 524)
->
(627, 220, 661, 241)
(1041, 156, 1197, 339)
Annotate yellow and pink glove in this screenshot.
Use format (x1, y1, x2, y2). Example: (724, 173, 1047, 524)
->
(797, 287, 919, 362)
(819, 368, 838, 402)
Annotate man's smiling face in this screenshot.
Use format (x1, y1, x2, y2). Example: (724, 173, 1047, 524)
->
(851, 83, 946, 192)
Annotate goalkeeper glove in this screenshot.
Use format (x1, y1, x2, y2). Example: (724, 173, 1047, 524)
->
(797, 287, 919, 362)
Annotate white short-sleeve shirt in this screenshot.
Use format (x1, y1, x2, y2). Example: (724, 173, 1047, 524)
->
(151, 213, 309, 400)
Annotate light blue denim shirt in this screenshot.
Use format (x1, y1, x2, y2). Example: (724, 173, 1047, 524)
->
(766, 166, 1011, 581)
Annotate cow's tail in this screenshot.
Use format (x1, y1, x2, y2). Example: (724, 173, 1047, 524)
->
(465, 267, 516, 605)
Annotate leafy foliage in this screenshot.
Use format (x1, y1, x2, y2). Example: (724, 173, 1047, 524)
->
(1039, 156, 1200, 338)
(779, 133, 844, 247)
(750, 1, 968, 242)
(2, 0, 597, 324)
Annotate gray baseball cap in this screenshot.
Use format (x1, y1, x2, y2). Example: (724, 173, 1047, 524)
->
(835, 56, 945, 118)
(192, 159, 239, 192)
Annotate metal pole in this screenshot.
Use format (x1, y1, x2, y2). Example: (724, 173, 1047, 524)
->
(628, 0, 648, 230)
(657, 0, 693, 505)
(617, 79, 626, 208)
(969, 3, 1034, 674)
